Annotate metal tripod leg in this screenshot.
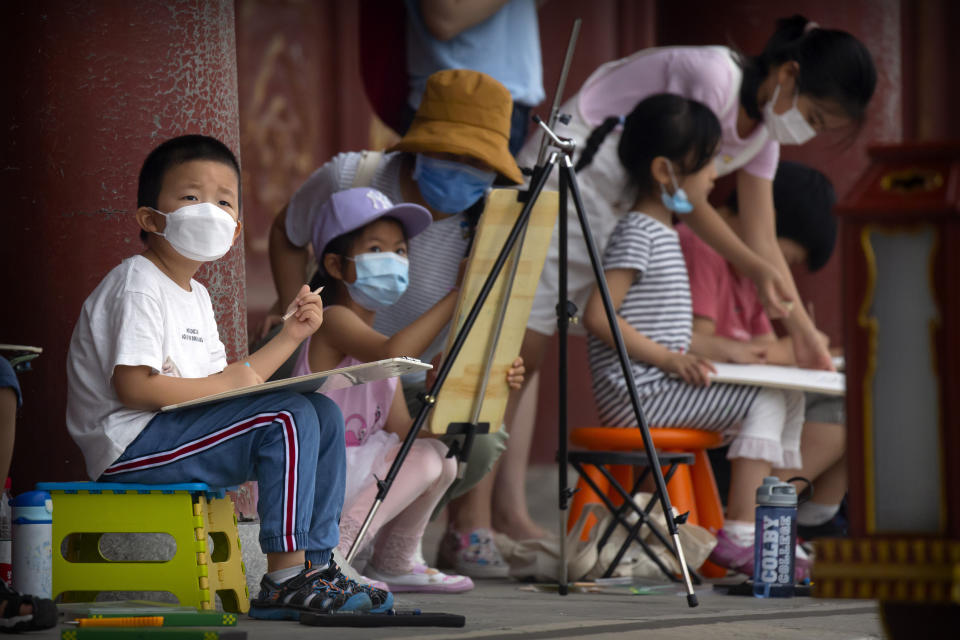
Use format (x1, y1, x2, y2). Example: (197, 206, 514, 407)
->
(346, 155, 560, 563)
(558, 156, 699, 607)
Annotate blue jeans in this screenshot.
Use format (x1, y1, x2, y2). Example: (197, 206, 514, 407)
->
(0, 357, 21, 407)
(101, 391, 345, 566)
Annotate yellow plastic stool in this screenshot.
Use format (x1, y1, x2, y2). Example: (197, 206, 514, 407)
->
(36, 482, 249, 612)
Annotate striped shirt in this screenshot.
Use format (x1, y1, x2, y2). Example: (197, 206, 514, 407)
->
(589, 212, 692, 390)
(286, 151, 472, 368)
(588, 212, 760, 430)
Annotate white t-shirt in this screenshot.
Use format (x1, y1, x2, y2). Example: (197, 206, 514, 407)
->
(66, 255, 228, 479)
(286, 151, 472, 375)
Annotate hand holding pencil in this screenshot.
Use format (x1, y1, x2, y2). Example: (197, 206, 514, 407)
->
(280, 284, 324, 340)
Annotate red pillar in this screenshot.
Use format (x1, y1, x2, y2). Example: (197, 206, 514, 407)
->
(0, 0, 246, 489)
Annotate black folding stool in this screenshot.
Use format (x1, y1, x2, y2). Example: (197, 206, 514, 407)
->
(567, 449, 703, 583)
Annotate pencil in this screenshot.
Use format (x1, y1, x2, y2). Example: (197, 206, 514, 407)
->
(66, 617, 163, 627)
(280, 286, 324, 321)
(68, 612, 238, 627)
(60, 630, 246, 639)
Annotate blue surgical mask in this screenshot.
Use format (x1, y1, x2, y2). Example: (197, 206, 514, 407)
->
(413, 154, 495, 214)
(344, 252, 409, 311)
(659, 162, 693, 214)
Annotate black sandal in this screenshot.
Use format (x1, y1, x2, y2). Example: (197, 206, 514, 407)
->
(0, 581, 56, 633)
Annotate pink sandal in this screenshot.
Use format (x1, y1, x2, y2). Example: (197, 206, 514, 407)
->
(709, 529, 811, 581)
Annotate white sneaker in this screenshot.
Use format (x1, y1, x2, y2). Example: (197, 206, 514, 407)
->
(365, 563, 474, 594)
(436, 527, 510, 579)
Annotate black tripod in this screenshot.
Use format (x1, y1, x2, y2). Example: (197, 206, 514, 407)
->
(344, 119, 699, 609)
(346, 20, 698, 608)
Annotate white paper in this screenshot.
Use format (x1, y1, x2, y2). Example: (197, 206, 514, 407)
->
(161, 357, 431, 412)
(709, 363, 845, 396)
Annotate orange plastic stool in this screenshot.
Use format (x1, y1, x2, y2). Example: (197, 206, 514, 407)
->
(568, 427, 727, 577)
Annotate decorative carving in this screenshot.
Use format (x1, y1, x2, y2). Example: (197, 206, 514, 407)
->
(240, 32, 320, 253)
(880, 168, 944, 194)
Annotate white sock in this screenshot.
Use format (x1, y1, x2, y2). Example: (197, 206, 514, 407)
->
(266, 565, 303, 584)
(797, 501, 840, 527)
(267, 561, 328, 584)
(722, 519, 755, 546)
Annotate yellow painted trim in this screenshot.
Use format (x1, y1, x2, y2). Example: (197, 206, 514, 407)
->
(858, 224, 945, 535)
(813, 538, 960, 603)
(879, 167, 944, 194)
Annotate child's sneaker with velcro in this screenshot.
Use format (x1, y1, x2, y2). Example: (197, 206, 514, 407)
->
(248, 562, 371, 620)
(324, 560, 394, 613)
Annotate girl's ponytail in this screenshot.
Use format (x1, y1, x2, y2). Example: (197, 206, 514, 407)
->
(739, 15, 813, 120)
(574, 116, 622, 173)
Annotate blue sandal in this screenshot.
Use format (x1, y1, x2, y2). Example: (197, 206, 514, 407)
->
(248, 562, 371, 620)
(325, 561, 394, 613)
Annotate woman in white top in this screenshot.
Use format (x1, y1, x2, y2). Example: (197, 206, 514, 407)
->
(495, 15, 876, 541)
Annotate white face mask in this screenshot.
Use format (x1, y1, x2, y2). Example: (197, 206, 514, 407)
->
(151, 202, 237, 262)
(763, 83, 817, 146)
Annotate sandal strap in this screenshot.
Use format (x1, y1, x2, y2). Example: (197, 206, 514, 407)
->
(0, 585, 57, 632)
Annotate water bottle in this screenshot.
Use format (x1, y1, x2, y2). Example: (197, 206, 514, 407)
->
(11, 490, 52, 598)
(752, 476, 797, 598)
(0, 478, 11, 584)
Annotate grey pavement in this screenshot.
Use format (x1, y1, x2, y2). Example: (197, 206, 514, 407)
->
(37, 465, 883, 638)
(39, 583, 883, 639)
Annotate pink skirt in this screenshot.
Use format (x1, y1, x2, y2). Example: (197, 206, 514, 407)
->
(343, 430, 400, 507)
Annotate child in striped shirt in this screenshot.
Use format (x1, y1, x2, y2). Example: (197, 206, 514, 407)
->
(580, 94, 807, 579)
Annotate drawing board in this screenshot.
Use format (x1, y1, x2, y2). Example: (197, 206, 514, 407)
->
(709, 363, 845, 396)
(161, 357, 430, 412)
(428, 188, 559, 434)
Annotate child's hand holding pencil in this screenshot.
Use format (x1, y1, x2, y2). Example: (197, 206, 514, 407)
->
(280, 284, 324, 340)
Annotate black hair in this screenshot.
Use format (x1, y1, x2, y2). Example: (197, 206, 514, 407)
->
(136, 134, 241, 242)
(737, 15, 877, 131)
(726, 161, 837, 272)
(309, 215, 407, 306)
(577, 94, 722, 201)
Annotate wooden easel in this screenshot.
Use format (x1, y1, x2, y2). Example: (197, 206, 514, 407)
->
(428, 189, 558, 450)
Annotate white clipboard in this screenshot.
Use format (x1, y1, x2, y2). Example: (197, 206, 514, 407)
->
(709, 363, 845, 396)
(161, 357, 431, 412)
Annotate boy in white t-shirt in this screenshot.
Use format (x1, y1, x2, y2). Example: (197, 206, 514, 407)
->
(65, 135, 392, 619)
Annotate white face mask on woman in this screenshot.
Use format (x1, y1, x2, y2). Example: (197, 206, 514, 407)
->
(151, 202, 238, 262)
(763, 83, 817, 146)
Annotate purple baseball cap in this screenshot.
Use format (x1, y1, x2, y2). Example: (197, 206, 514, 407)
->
(311, 187, 433, 261)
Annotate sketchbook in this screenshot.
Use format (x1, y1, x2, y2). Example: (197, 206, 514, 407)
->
(709, 363, 845, 396)
(0, 344, 42, 353)
(0, 344, 43, 371)
(161, 357, 431, 412)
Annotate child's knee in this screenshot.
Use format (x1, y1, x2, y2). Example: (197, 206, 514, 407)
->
(424, 438, 457, 484)
(783, 389, 805, 415)
(303, 393, 345, 437)
(440, 452, 457, 485)
(408, 441, 449, 484)
(267, 392, 324, 450)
